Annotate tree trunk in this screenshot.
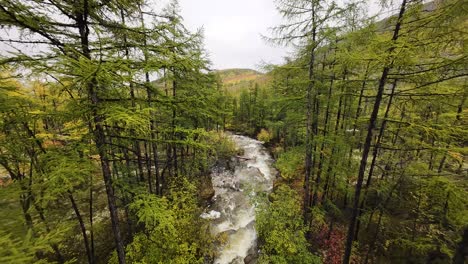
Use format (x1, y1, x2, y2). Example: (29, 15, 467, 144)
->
(303, 8, 317, 224)
(354, 79, 398, 240)
(88, 174, 95, 263)
(342, 0, 407, 262)
(144, 141, 153, 193)
(76, 2, 126, 262)
(172, 79, 178, 177)
(69, 192, 93, 264)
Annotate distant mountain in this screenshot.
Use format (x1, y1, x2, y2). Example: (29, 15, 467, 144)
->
(215, 68, 270, 95)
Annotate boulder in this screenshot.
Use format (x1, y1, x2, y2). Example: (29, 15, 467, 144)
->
(199, 175, 215, 202)
(244, 244, 259, 264)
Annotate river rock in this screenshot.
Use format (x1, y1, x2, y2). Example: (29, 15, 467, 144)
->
(215, 229, 237, 245)
(244, 254, 257, 264)
(218, 229, 237, 237)
(199, 175, 215, 202)
(244, 246, 259, 264)
(229, 256, 244, 264)
(245, 220, 255, 230)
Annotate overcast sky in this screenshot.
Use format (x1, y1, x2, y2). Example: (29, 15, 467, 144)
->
(175, 0, 289, 70)
(169, 0, 383, 71)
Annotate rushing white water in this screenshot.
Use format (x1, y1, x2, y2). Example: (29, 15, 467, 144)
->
(202, 135, 276, 264)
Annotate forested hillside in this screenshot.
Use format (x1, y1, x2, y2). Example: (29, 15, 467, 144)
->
(0, 0, 467, 264)
(0, 1, 234, 263)
(229, 0, 468, 263)
(215, 69, 270, 96)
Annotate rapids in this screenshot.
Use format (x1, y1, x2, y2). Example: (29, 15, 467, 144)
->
(202, 134, 277, 264)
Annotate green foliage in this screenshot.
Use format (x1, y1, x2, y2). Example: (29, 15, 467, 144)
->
(274, 147, 304, 181)
(0, 230, 48, 264)
(256, 185, 321, 264)
(204, 131, 237, 161)
(38, 148, 95, 202)
(257, 129, 272, 143)
(249, 0, 468, 262)
(121, 178, 212, 264)
(1, 0, 236, 261)
(0, 0, 466, 262)
(103, 106, 152, 137)
(230, 84, 271, 135)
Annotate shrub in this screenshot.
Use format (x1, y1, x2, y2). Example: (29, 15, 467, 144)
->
(256, 184, 321, 264)
(113, 179, 212, 264)
(257, 129, 272, 143)
(204, 131, 237, 160)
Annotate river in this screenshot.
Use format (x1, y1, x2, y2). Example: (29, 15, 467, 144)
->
(201, 134, 277, 264)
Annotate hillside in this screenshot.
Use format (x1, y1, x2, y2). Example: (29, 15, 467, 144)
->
(216, 68, 271, 95)
(216, 68, 262, 84)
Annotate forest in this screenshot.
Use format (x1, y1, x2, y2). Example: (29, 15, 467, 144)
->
(0, 0, 466, 263)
